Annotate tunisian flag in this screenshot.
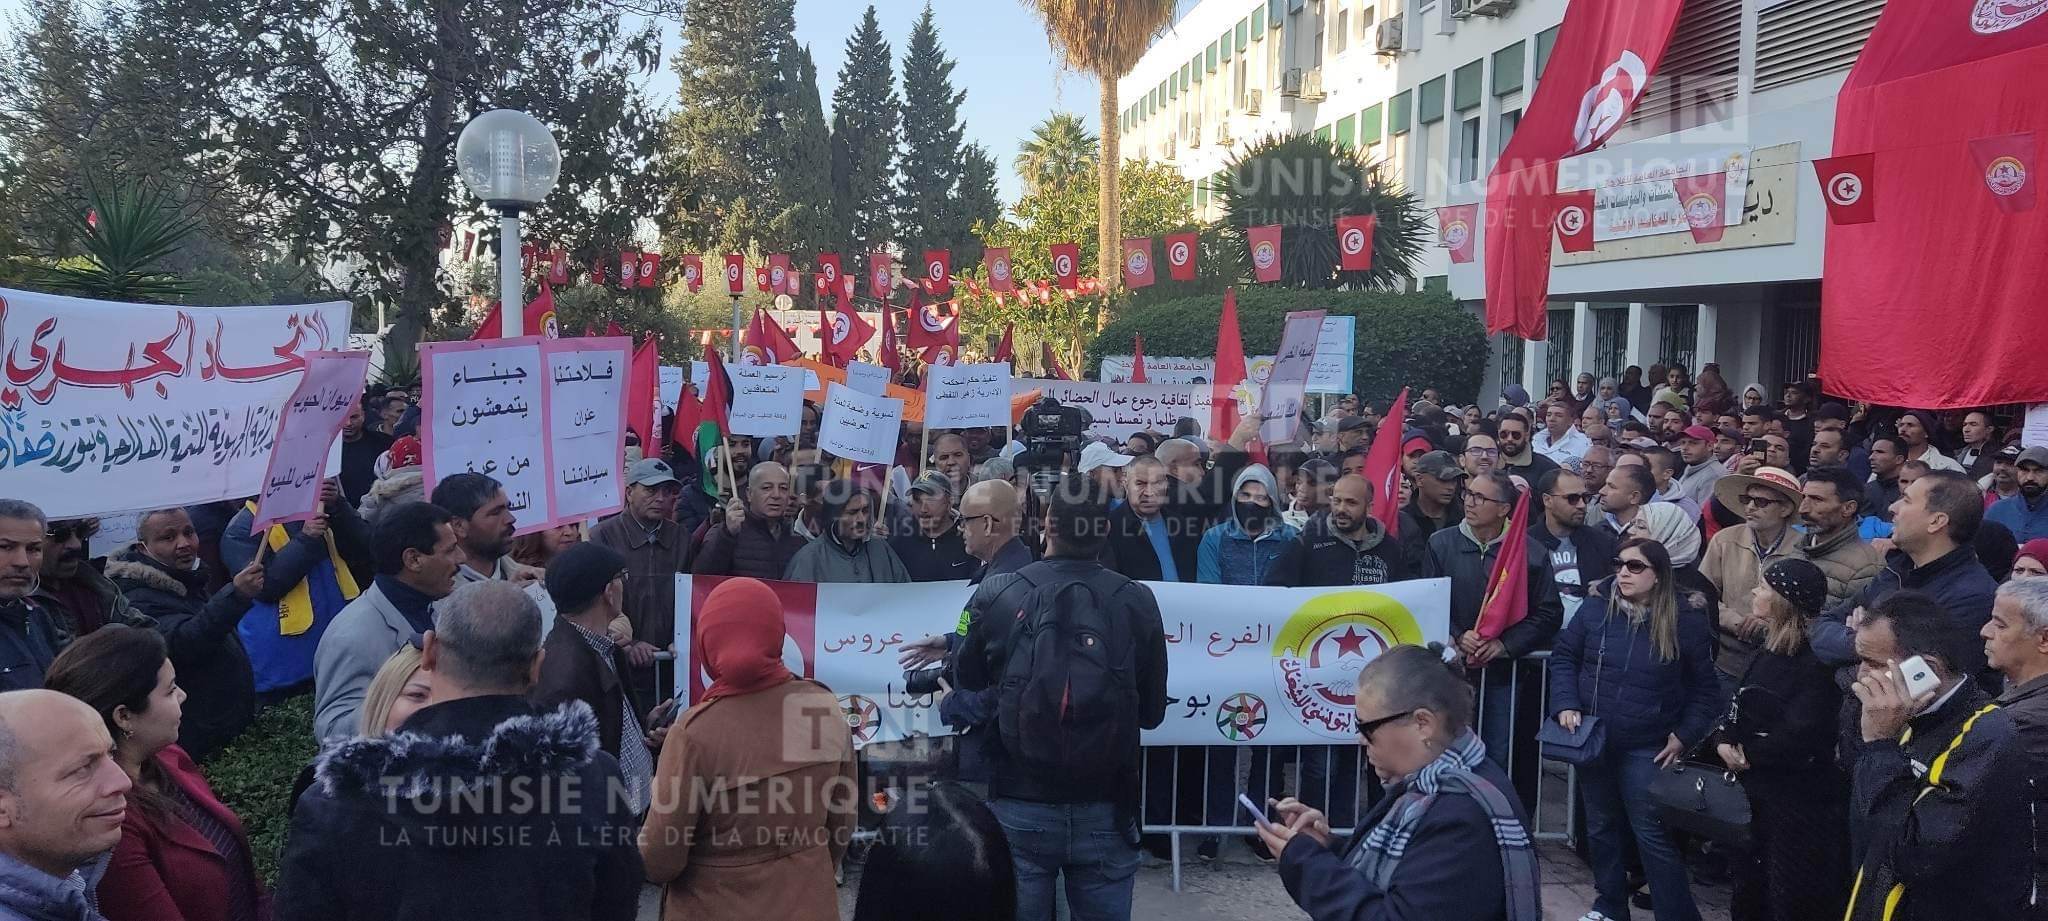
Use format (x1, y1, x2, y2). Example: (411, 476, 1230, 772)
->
(817, 253, 843, 295)
(907, 293, 955, 349)
(1360, 388, 1410, 536)
(1473, 485, 1534, 648)
(1438, 205, 1479, 263)
(1165, 232, 1199, 280)
(1336, 215, 1376, 271)
(625, 334, 659, 448)
(1813, 154, 1878, 225)
(1247, 224, 1283, 283)
(1122, 238, 1156, 288)
(471, 285, 558, 340)
(723, 254, 745, 294)
(1040, 342, 1072, 381)
(1821, 1, 2048, 407)
(921, 249, 952, 296)
(985, 247, 1016, 292)
(877, 305, 900, 372)
(826, 300, 874, 368)
(1484, 0, 1686, 339)
(638, 252, 661, 288)
(1211, 288, 1246, 438)
(1049, 243, 1081, 289)
(1553, 190, 1597, 253)
(991, 323, 1015, 363)
(681, 255, 704, 292)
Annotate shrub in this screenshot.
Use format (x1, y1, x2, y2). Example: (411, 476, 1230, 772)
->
(202, 695, 319, 884)
(1088, 286, 1490, 407)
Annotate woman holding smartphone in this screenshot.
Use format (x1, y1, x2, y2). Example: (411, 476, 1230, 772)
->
(1549, 538, 1722, 921)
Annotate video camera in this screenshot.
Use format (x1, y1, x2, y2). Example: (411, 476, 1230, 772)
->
(1014, 396, 1091, 491)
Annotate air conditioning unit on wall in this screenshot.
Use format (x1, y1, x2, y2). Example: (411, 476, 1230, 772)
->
(1374, 18, 1405, 54)
(1457, 0, 1516, 17)
(1244, 89, 1263, 115)
(1282, 68, 1304, 98)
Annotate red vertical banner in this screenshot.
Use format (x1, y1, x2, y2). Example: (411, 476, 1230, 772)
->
(521, 243, 537, 275)
(1970, 133, 2038, 213)
(767, 254, 792, 293)
(878, 305, 900, 371)
(723, 253, 745, 295)
(1552, 191, 1596, 253)
(921, 249, 952, 296)
(1212, 288, 1246, 438)
(638, 252, 662, 288)
(985, 247, 1015, 292)
(867, 253, 893, 299)
(1673, 173, 1730, 244)
(839, 274, 857, 309)
(1164, 232, 1199, 281)
(1247, 224, 1282, 283)
(619, 250, 638, 288)
(1361, 388, 1411, 536)
(548, 249, 570, 285)
(681, 254, 704, 293)
(817, 254, 843, 296)
(1813, 154, 1877, 225)
(1049, 242, 1080, 290)
(749, 265, 766, 292)
(626, 335, 658, 447)
(589, 262, 607, 286)
(1335, 215, 1376, 271)
(1437, 205, 1479, 263)
(1121, 238, 1156, 288)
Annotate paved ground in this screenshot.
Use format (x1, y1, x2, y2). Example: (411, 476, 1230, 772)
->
(640, 837, 1733, 920)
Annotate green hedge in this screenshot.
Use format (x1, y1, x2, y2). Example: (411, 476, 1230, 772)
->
(202, 695, 318, 884)
(1089, 287, 1489, 407)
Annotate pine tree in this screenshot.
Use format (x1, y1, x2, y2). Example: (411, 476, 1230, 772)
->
(894, 4, 968, 258)
(771, 44, 840, 257)
(663, 0, 795, 251)
(955, 143, 1003, 270)
(829, 6, 899, 257)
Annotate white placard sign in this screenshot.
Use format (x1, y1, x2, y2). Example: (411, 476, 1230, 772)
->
(659, 365, 685, 410)
(421, 337, 552, 534)
(845, 361, 891, 396)
(1013, 380, 1216, 439)
(727, 364, 805, 438)
(2025, 404, 2048, 448)
(251, 351, 372, 532)
(1308, 315, 1356, 394)
(1258, 310, 1327, 443)
(818, 382, 902, 464)
(544, 338, 630, 524)
(924, 362, 1012, 429)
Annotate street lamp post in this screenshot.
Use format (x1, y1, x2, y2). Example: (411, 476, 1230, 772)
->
(455, 110, 561, 337)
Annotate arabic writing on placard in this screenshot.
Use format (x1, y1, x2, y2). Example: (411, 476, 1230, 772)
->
(924, 362, 1012, 429)
(0, 289, 352, 518)
(544, 338, 630, 524)
(1309, 315, 1355, 395)
(1013, 380, 1216, 440)
(818, 382, 902, 464)
(844, 361, 889, 396)
(1259, 310, 1327, 443)
(423, 338, 551, 532)
(252, 351, 371, 532)
(727, 364, 805, 438)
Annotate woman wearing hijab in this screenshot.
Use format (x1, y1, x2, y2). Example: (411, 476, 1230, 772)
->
(1589, 377, 1634, 424)
(640, 578, 857, 921)
(1742, 383, 1769, 411)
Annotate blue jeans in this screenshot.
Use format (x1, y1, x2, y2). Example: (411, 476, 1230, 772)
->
(1478, 676, 1516, 771)
(1580, 746, 1702, 921)
(988, 799, 1141, 921)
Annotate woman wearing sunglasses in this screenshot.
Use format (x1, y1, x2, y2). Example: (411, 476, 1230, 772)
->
(1548, 538, 1722, 921)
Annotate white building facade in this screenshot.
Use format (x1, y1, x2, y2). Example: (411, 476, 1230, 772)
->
(1117, 0, 1886, 405)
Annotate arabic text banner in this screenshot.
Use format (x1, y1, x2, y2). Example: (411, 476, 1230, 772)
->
(0, 288, 352, 519)
(671, 576, 1450, 749)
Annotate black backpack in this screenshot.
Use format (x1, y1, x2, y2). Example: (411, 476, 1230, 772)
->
(995, 567, 1141, 787)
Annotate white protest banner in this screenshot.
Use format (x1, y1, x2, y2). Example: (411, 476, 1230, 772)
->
(2025, 404, 2048, 448)
(844, 360, 890, 396)
(544, 337, 630, 525)
(658, 365, 684, 410)
(1258, 310, 1327, 443)
(0, 288, 352, 519)
(818, 382, 901, 464)
(671, 576, 1449, 747)
(1308, 315, 1356, 394)
(728, 364, 805, 438)
(924, 362, 1011, 429)
(251, 351, 371, 532)
(1013, 379, 1214, 439)
(1100, 355, 1215, 385)
(421, 337, 551, 534)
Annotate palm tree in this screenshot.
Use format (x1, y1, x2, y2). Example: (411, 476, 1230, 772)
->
(1013, 113, 1098, 198)
(26, 183, 197, 303)
(1025, 0, 1176, 326)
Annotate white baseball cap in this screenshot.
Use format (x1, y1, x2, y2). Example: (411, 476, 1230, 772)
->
(1078, 441, 1136, 475)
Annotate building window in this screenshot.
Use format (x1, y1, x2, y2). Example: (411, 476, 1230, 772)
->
(1415, 122, 1433, 199)
(1334, 9, 1349, 53)
(1360, 5, 1376, 37)
(1546, 308, 1576, 385)
(1456, 116, 1481, 183)
(1234, 57, 1248, 105)
(1658, 305, 1699, 373)
(1492, 109, 1520, 162)
(1592, 307, 1628, 379)
(1500, 336, 1524, 392)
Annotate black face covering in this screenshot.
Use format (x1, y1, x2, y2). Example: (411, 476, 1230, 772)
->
(1236, 500, 1276, 530)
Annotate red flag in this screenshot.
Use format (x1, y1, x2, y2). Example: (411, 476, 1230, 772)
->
(839, 274, 857, 309)
(1247, 225, 1283, 283)
(754, 265, 771, 292)
(638, 252, 662, 288)
(672, 380, 702, 453)
(548, 249, 570, 285)
(1474, 486, 1535, 644)
(620, 251, 639, 288)
(1040, 342, 1072, 380)
(1165, 232, 1199, 281)
(920, 343, 959, 367)
(581, 324, 596, 338)
(1552, 190, 1597, 253)
(991, 323, 1015, 363)
(878, 305, 901, 372)
(589, 262, 607, 286)
(1211, 288, 1246, 438)
(1049, 242, 1080, 290)
(818, 254, 843, 294)
(1437, 205, 1479, 263)
(1971, 133, 2038, 213)
(470, 285, 559, 340)
(605, 322, 625, 339)
(700, 346, 731, 436)
(1335, 215, 1376, 271)
(1121, 238, 1156, 288)
(1674, 173, 1730, 244)
(827, 300, 874, 367)
(1813, 154, 1877, 225)
(681, 255, 704, 293)
(521, 243, 537, 275)
(921, 249, 952, 296)
(907, 293, 955, 349)
(723, 254, 745, 294)
(626, 335, 659, 447)
(1360, 388, 1411, 537)
(741, 309, 799, 365)
(1131, 334, 1148, 384)
(1485, 0, 1687, 340)
(767, 254, 792, 293)
(867, 253, 893, 299)
(985, 247, 1016, 292)
(785, 269, 804, 297)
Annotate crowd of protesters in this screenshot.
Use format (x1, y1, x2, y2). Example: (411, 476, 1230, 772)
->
(0, 359, 2045, 921)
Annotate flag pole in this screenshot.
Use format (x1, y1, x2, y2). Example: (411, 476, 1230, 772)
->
(728, 292, 743, 362)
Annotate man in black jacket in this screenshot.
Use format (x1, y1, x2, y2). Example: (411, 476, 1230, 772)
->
(532, 543, 663, 814)
(890, 472, 977, 581)
(277, 580, 642, 921)
(1982, 577, 2048, 903)
(949, 476, 1168, 921)
(0, 501, 61, 692)
(1527, 468, 1616, 627)
(1104, 456, 1198, 582)
(1263, 476, 1409, 587)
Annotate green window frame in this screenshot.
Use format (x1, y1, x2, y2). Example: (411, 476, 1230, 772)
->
(1253, 5, 1267, 34)
(1206, 42, 1218, 73)
(1315, 124, 1332, 143)
(1169, 76, 1178, 100)
(1237, 17, 1251, 48)
(1535, 26, 1561, 76)
(1387, 90, 1413, 134)
(1359, 103, 1385, 145)
(1493, 41, 1526, 96)
(1418, 77, 1446, 125)
(1222, 30, 1234, 61)
(1336, 114, 1357, 149)
(1453, 60, 1483, 112)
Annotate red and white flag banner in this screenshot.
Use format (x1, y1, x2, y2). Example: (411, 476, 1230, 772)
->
(985, 247, 1016, 292)
(1551, 191, 1595, 253)
(1165, 232, 1199, 281)
(1335, 215, 1375, 271)
(1437, 205, 1479, 263)
(1813, 154, 1877, 225)
(1049, 243, 1080, 290)
(1672, 173, 1730, 244)
(1247, 225, 1283, 283)
(1122, 238, 1156, 289)
(723, 253, 745, 295)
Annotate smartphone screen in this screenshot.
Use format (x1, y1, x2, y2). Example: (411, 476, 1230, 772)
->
(1237, 792, 1269, 825)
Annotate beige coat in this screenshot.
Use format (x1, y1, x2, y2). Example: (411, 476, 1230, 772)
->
(640, 678, 856, 921)
(1699, 522, 1801, 678)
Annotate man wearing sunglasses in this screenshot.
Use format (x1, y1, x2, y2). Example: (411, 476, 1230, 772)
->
(31, 518, 153, 648)
(1701, 466, 1804, 695)
(1527, 469, 1616, 627)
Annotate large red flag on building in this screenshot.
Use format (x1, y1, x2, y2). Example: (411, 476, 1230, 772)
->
(921, 249, 952, 296)
(985, 247, 1016, 292)
(1247, 225, 1283, 283)
(1336, 215, 1376, 271)
(991, 323, 1015, 363)
(1438, 205, 1479, 263)
(625, 334, 658, 448)
(470, 285, 558, 339)
(1820, 2, 2048, 408)
(680, 255, 703, 292)
(1813, 155, 1877, 225)
(1130, 334, 1148, 383)
(1473, 485, 1534, 648)
(1121, 238, 1156, 288)
(1049, 243, 1080, 289)
(1553, 190, 1597, 253)
(1360, 388, 1410, 536)
(1164, 233, 1199, 281)
(1211, 288, 1246, 438)
(1484, 0, 1687, 339)
(723, 254, 745, 294)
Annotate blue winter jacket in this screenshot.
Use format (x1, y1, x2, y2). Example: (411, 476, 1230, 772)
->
(1986, 492, 2048, 543)
(1547, 582, 1723, 750)
(1196, 464, 1298, 585)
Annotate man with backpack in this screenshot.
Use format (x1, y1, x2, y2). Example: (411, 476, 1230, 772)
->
(950, 475, 1169, 921)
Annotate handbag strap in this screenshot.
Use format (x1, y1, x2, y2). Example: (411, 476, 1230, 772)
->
(1589, 601, 1611, 717)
